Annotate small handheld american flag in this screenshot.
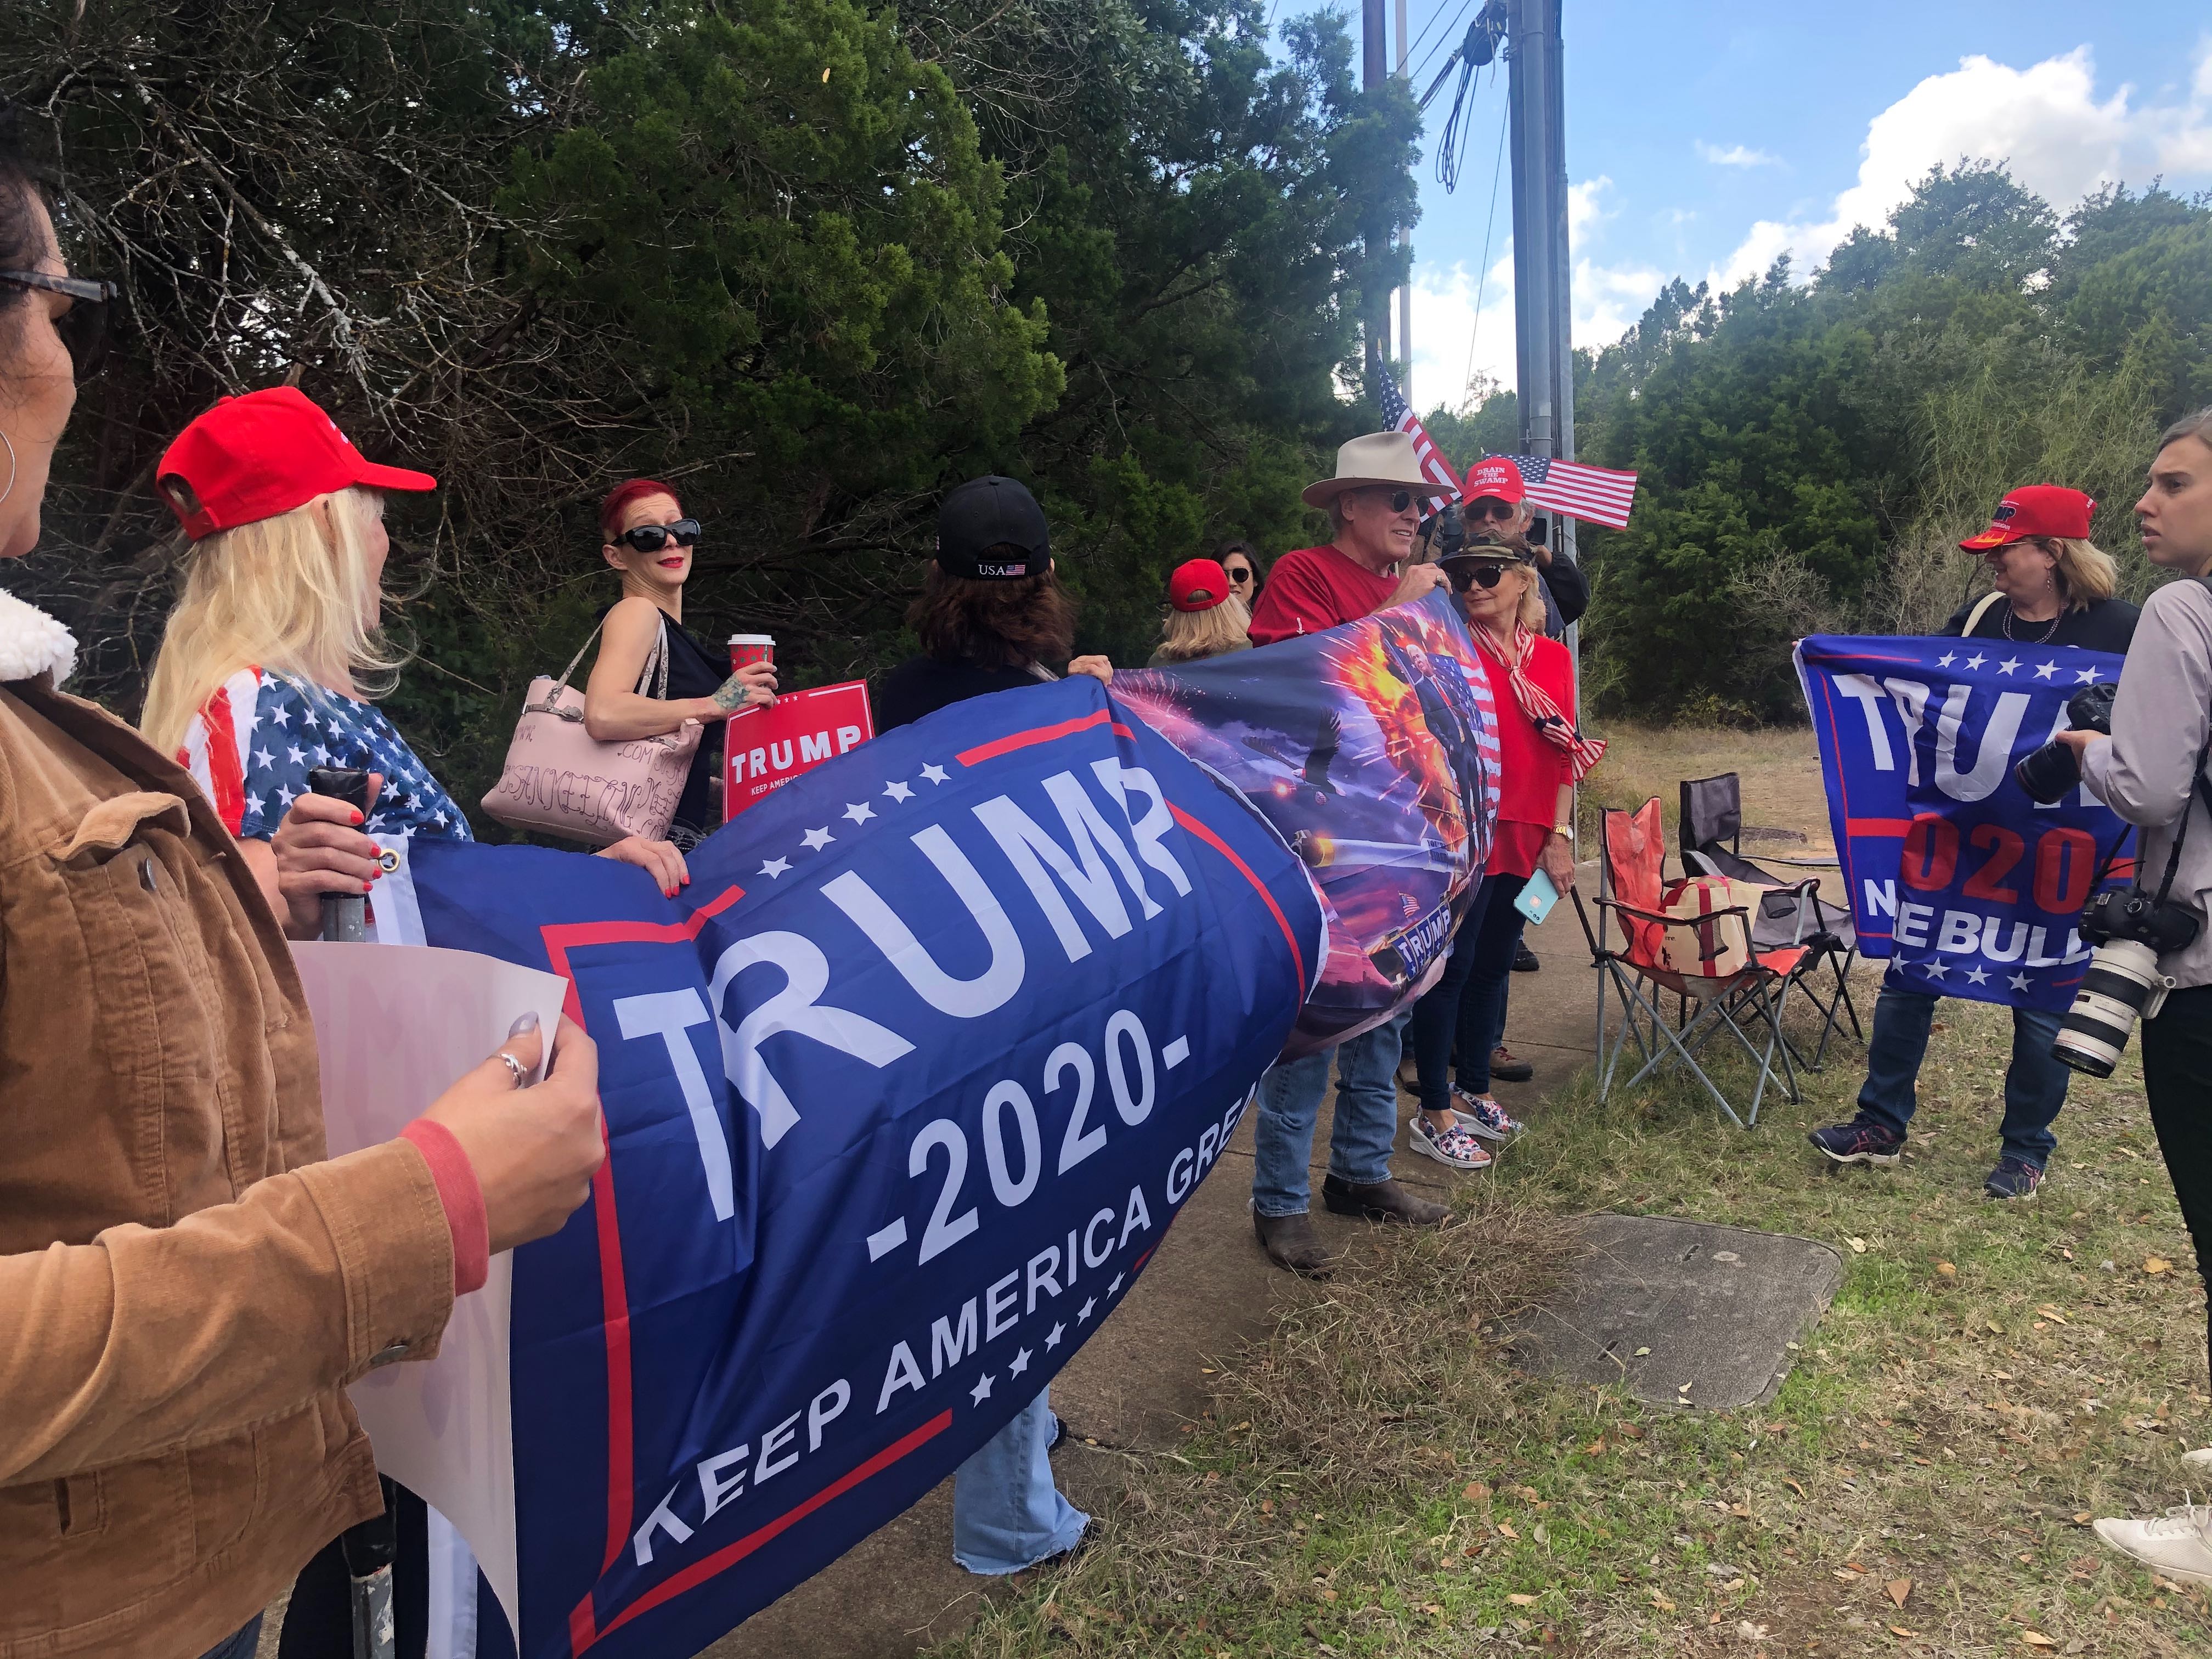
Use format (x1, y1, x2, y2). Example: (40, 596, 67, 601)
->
(1375, 365, 1463, 510)
(1483, 453, 1639, 530)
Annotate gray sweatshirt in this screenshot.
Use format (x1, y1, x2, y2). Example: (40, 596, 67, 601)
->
(2082, 578, 2212, 989)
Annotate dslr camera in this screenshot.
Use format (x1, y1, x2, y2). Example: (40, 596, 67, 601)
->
(2052, 886, 2203, 1076)
(2014, 681, 2118, 803)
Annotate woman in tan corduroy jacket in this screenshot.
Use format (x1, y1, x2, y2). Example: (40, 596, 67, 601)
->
(0, 131, 605, 1659)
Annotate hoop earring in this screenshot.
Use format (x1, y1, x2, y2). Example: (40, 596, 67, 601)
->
(0, 428, 15, 507)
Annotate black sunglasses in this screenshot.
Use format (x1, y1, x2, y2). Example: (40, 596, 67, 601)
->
(1446, 561, 1513, 592)
(1225, 566, 1251, 584)
(1364, 488, 1415, 514)
(613, 518, 703, 553)
(1467, 499, 1517, 522)
(0, 270, 121, 379)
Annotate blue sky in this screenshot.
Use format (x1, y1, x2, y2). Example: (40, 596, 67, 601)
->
(1362, 0, 2212, 412)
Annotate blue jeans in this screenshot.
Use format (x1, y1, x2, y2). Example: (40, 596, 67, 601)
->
(952, 1387, 1088, 1574)
(1452, 872, 1529, 1096)
(1409, 880, 1498, 1113)
(198, 1616, 263, 1659)
(1251, 1011, 1409, 1217)
(1854, 980, 2068, 1166)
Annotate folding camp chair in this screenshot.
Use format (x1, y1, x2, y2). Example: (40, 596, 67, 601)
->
(1678, 772, 1863, 1070)
(1575, 798, 1802, 1128)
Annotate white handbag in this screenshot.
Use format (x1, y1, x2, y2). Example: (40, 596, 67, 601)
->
(481, 617, 701, 846)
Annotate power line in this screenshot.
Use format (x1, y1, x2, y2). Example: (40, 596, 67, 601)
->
(1409, 0, 1478, 91)
(1402, 0, 1470, 77)
(1461, 68, 1509, 407)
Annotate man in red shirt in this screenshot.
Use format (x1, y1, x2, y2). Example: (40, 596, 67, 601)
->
(1246, 432, 1452, 1277)
(1248, 432, 1451, 646)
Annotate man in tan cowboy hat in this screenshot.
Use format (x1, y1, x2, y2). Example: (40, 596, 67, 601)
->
(1247, 431, 1451, 647)
(1245, 432, 1453, 1277)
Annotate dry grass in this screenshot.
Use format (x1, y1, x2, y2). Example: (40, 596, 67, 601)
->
(927, 723, 2212, 1659)
(1578, 720, 1835, 860)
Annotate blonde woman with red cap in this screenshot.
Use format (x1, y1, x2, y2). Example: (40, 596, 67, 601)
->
(1148, 556, 1252, 665)
(0, 151, 600, 1659)
(1807, 483, 2138, 1200)
(140, 388, 692, 923)
(1945, 484, 2137, 651)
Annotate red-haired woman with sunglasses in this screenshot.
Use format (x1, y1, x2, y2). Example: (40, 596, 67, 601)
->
(584, 478, 778, 848)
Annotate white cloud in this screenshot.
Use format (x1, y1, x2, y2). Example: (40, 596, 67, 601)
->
(1696, 142, 1780, 168)
(1567, 176, 1616, 242)
(1711, 44, 2212, 289)
(1403, 242, 1664, 417)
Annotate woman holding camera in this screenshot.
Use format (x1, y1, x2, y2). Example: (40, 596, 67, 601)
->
(1806, 484, 2138, 1199)
(2055, 410, 2212, 1583)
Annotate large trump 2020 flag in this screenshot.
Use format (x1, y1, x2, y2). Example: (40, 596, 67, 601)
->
(389, 676, 1324, 1657)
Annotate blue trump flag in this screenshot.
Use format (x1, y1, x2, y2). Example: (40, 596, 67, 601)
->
(1795, 634, 2134, 1011)
(393, 676, 1323, 1658)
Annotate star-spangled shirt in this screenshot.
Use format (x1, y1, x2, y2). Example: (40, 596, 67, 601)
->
(178, 667, 473, 843)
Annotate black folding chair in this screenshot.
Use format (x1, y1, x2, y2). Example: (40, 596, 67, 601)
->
(1678, 772, 1863, 1071)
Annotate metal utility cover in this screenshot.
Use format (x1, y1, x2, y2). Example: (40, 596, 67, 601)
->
(1504, 1214, 1845, 1409)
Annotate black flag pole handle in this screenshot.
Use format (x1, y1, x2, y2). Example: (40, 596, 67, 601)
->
(307, 767, 372, 943)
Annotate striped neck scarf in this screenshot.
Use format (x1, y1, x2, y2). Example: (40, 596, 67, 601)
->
(1476, 623, 1606, 783)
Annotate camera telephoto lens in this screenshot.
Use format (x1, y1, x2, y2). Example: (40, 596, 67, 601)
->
(2053, 938, 2172, 1076)
(2015, 740, 2085, 804)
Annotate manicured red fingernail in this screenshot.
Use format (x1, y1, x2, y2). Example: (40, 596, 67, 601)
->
(350, 809, 364, 825)
(363, 881, 374, 893)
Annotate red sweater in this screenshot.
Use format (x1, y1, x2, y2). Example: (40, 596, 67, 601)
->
(1247, 544, 1399, 645)
(1483, 632, 1576, 878)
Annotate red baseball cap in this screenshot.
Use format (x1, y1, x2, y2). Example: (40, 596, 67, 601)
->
(1959, 484, 2095, 551)
(1463, 454, 1526, 505)
(156, 386, 437, 539)
(1168, 557, 1232, 612)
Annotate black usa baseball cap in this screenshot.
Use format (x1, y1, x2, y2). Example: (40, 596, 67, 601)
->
(936, 475, 1049, 580)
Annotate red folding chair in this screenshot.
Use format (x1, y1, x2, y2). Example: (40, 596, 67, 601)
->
(1573, 797, 1803, 1127)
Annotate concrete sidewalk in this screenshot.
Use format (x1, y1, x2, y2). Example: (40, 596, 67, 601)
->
(707, 889, 1599, 1659)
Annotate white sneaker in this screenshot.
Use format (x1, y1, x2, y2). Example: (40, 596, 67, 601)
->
(2093, 1504, 2212, 1585)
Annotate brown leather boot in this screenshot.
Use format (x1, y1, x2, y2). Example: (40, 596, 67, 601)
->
(1322, 1173, 1451, 1227)
(1252, 1209, 1335, 1278)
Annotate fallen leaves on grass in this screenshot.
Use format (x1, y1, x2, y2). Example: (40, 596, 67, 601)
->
(2146, 1257, 2174, 1274)
(2020, 1633, 2056, 1650)
(1886, 1577, 1911, 1608)
(1848, 1237, 1867, 1254)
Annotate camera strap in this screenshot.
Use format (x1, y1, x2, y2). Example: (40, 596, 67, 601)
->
(2150, 723, 2212, 906)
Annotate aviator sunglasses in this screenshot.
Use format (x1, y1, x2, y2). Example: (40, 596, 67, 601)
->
(613, 518, 703, 554)
(0, 270, 121, 379)
(1445, 560, 1514, 592)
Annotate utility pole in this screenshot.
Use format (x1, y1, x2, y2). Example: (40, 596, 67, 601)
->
(1507, 0, 1577, 645)
(1395, 0, 1412, 397)
(1362, 0, 1388, 380)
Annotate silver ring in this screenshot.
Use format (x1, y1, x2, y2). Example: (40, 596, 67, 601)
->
(496, 1051, 526, 1088)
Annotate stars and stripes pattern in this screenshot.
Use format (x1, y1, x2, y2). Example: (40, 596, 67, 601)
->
(1485, 452, 1640, 530)
(180, 667, 472, 844)
(1375, 364, 1464, 509)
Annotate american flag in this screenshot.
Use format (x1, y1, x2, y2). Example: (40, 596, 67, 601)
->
(1375, 365, 1463, 510)
(1485, 452, 1640, 530)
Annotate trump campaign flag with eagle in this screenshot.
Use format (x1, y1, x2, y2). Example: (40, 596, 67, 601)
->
(1796, 634, 2135, 1013)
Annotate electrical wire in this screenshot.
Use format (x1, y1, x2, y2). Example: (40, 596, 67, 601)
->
(1460, 68, 1510, 405)
(1410, 0, 1479, 94)
(1402, 0, 1472, 79)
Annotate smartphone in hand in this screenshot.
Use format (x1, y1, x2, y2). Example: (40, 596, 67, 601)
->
(1514, 868, 1560, 926)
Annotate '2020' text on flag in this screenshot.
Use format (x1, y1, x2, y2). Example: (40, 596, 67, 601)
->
(1796, 634, 2134, 1012)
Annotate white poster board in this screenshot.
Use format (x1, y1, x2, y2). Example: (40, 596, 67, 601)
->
(292, 940, 568, 1639)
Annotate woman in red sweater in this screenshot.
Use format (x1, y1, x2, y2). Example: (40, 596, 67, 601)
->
(1405, 535, 1602, 1169)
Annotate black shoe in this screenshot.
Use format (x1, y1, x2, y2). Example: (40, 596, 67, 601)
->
(1513, 941, 1541, 973)
(1984, 1156, 2044, 1200)
(1807, 1119, 1903, 1166)
(1321, 1173, 1451, 1227)
(1489, 1043, 1534, 1082)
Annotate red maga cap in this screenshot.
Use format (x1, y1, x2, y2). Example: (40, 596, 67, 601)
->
(1169, 557, 1231, 613)
(1959, 484, 2095, 551)
(156, 386, 437, 540)
(1464, 454, 1526, 505)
